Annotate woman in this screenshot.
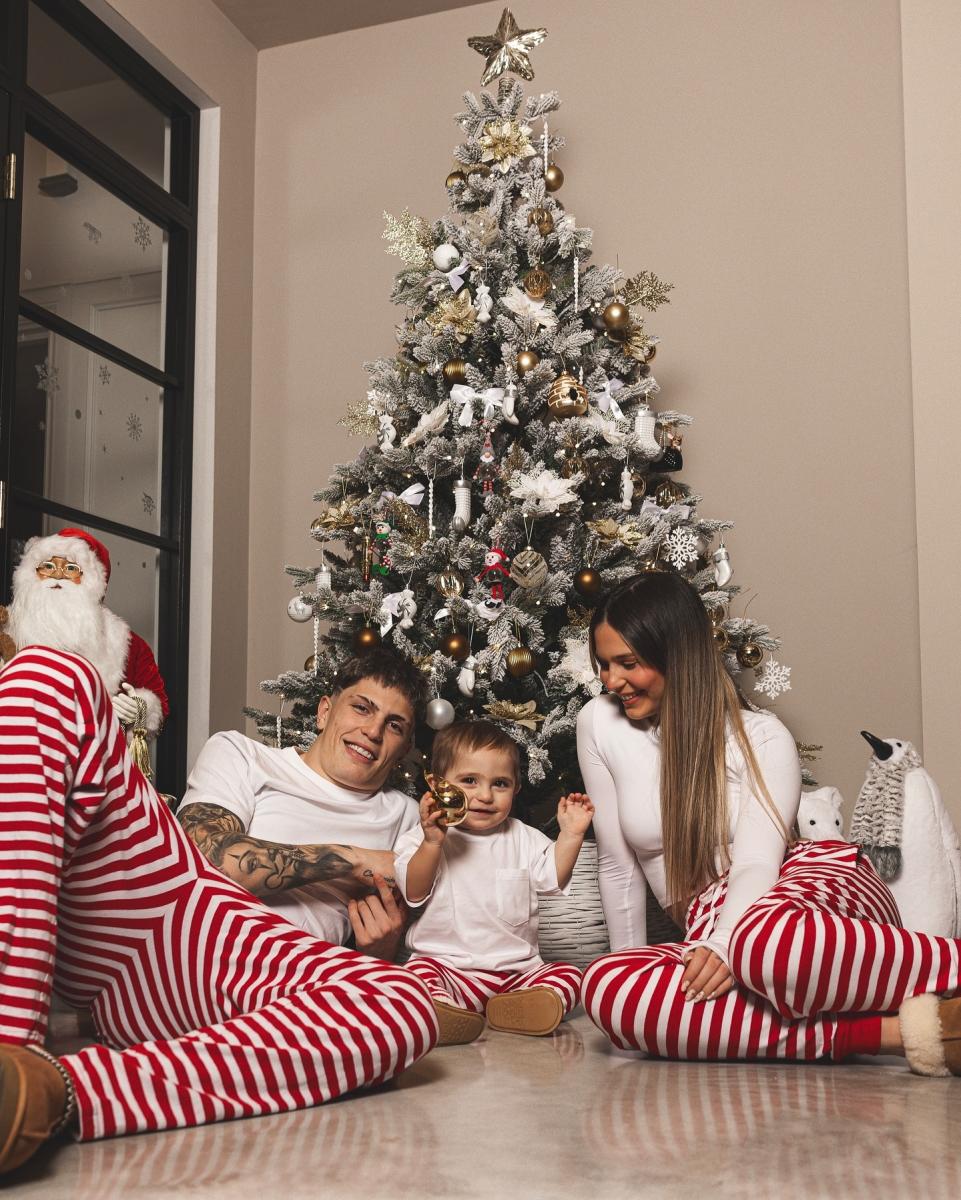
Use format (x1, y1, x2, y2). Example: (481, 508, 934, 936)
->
(578, 571, 960, 1075)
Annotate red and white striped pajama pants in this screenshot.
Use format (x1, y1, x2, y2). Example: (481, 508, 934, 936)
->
(405, 956, 582, 1016)
(0, 647, 438, 1140)
(583, 840, 961, 1059)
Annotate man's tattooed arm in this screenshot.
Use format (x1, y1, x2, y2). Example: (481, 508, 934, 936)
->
(177, 802, 397, 899)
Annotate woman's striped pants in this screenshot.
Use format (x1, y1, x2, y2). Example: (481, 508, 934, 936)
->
(406, 956, 582, 1016)
(0, 647, 438, 1140)
(583, 841, 961, 1059)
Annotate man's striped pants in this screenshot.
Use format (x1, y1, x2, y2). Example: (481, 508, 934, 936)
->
(583, 841, 961, 1059)
(0, 647, 438, 1140)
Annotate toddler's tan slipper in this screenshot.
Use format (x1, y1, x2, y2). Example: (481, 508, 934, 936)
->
(486, 987, 564, 1037)
(433, 1001, 485, 1046)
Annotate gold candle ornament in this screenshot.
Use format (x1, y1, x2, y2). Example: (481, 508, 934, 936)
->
(423, 771, 469, 827)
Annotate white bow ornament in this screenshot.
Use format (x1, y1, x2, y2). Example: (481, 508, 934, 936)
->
(380, 588, 418, 635)
(381, 481, 425, 508)
(446, 257, 471, 292)
(450, 384, 505, 427)
(591, 377, 626, 422)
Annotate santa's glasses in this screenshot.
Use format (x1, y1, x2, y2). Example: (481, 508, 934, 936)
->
(36, 557, 83, 581)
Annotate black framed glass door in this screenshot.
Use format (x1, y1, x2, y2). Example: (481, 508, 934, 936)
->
(0, 0, 199, 794)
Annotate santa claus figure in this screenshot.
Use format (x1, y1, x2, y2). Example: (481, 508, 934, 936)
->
(3, 528, 168, 739)
(475, 544, 510, 602)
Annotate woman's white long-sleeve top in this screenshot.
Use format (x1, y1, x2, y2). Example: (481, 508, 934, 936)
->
(576, 694, 802, 963)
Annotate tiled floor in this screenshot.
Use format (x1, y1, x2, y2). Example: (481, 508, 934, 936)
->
(6, 1013, 960, 1198)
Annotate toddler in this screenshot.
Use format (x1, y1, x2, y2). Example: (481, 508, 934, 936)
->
(394, 720, 594, 1044)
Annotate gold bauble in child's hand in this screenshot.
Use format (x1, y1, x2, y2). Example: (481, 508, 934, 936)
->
(424, 771, 469, 826)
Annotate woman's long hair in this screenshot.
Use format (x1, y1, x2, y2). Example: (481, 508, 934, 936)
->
(589, 572, 788, 912)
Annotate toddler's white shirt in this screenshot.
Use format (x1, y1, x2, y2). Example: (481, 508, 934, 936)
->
(182, 731, 418, 944)
(393, 819, 571, 973)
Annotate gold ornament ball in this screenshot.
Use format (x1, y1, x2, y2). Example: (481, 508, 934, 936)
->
(654, 480, 684, 508)
(310, 517, 326, 537)
(506, 646, 536, 678)
(544, 163, 564, 192)
(446, 169, 466, 188)
(436, 569, 464, 598)
(465, 163, 491, 178)
(547, 371, 589, 419)
(523, 267, 552, 300)
(304, 654, 317, 672)
(708, 605, 727, 627)
(644, 344, 657, 363)
(602, 301, 630, 331)
(737, 642, 764, 669)
(441, 630, 470, 662)
(516, 348, 540, 375)
(443, 358, 468, 384)
(528, 206, 554, 236)
(352, 625, 382, 653)
(713, 627, 731, 652)
(573, 568, 603, 600)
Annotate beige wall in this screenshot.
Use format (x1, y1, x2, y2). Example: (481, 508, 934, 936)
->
(95, 0, 257, 755)
(249, 0, 931, 815)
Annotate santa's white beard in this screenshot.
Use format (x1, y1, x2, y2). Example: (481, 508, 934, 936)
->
(7, 576, 129, 695)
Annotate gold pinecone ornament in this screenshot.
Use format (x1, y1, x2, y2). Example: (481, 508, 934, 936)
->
(506, 645, 536, 678)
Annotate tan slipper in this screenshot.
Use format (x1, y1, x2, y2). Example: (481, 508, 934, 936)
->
(0, 1044, 70, 1175)
(486, 987, 564, 1037)
(433, 1001, 485, 1046)
(898, 993, 961, 1076)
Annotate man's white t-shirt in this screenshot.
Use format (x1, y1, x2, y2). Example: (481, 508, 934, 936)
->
(182, 731, 419, 944)
(393, 819, 570, 974)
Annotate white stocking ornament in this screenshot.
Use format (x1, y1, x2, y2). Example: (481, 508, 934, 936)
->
(452, 474, 471, 534)
(634, 405, 660, 457)
(713, 543, 733, 587)
(502, 382, 519, 426)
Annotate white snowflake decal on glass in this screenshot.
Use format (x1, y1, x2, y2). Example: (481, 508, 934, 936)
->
(132, 217, 152, 252)
(755, 659, 792, 700)
(126, 413, 143, 441)
(664, 526, 699, 570)
(35, 359, 60, 394)
(142, 492, 156, 515)
(83, 221, 102, 243)
(99, 363, 111, 385)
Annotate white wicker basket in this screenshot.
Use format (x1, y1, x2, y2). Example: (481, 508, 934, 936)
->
(538, 840, 684, 968)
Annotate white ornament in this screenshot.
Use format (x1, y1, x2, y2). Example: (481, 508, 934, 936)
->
(471, 596, 503, 622)
(378, 412, 397, 451)
(501, 285, 557, 329)
(509, 466, 584, 511)
(586, 409, 629, 447)
(755, 659, 793, 701)
(457, 654, 478, 697)
(315, 566, 332, 591)
(591, 377, 626, 421)
(287, 595, 313, 622)
(620, 465, 634, 511)
(446, 258, 470, 291)
(475, 281, 493, 323)
(634, 405, 660, 457)
(432, 243, 460, 271)
(557, 634, 603, 696)
(452, 476, 471, 534)
(380, 588, 418, 635)
(401, 399, 450, 447)
(713, 543, 732, 587)
(426, 697, 456, 729)
(664, 526, 699, 570)
(450, 384, 505, 427)
(502, 382, 519, 425)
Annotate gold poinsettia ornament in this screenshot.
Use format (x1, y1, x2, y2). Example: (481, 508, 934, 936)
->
(480, 120, 537, 174)
(587, 518, 645, 548)
(311, 499, 358, 536)
(484, 699, 544, 731)
(427, 291, 477, 342)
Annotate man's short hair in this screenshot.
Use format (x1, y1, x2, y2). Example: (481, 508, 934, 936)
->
(430, 719, 521, 785)
(331, 650, 428, 721)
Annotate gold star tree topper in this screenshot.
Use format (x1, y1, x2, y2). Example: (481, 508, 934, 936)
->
(468, 8, 547, 86)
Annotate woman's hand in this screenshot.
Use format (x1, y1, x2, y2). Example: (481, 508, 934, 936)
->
(680, 946, 733, 1003)
(419, 791, 448, 845)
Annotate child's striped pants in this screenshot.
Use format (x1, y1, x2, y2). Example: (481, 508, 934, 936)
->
(406, 956, 582, 1016)
(583, 841, 961, 1059)
(0, 647, 438, 1140)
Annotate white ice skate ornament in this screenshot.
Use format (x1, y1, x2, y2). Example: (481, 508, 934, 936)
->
(850, 731, 961, 937)
(475, 281, 493, 324)
(798, 787, 846, 841)
(457, 654, 478, 697)
(713, 542, 732, 587)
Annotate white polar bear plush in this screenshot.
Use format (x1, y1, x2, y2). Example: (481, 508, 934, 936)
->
(797, 786, 846, 841)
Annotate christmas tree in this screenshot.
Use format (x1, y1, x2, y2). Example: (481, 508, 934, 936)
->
(245, 9, 795, 826)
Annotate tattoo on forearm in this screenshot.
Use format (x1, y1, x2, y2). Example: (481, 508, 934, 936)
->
(178, 802, 359, 897)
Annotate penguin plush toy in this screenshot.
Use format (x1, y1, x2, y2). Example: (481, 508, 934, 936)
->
(850, 731, 961, 937)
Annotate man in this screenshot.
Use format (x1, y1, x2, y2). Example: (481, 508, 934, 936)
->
(177, 651, 426, 960)
(3, 527, 169, 737)
(0, 646, 437, 1173)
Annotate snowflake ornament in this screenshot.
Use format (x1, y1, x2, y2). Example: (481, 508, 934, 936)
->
(755, 659, 792, 701)
(664, 526, 699, 570)
(126, 413, 143, 441)
(132, 217, 152, 252)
